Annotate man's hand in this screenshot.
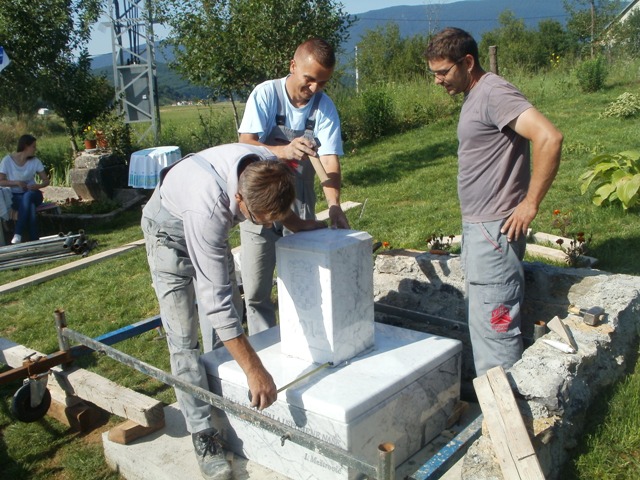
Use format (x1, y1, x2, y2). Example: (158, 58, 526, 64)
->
(501, 198, 538, 241)
(246, 366, 277, 410)
(281, 210, 327, 232)
(223, 335, 277, 410)
(281, 136, 317, 162)
(328, 205, 350, 229)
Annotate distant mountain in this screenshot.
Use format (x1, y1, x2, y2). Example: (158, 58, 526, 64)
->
(90, 0, 573, 101)
(344, 0, 569, 54)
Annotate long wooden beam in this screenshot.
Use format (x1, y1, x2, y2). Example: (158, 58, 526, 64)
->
(0, 239, 145, 295)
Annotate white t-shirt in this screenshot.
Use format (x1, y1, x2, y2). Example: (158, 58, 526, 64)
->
(238, 76, 343, 157)
(0, 154, 45, 194)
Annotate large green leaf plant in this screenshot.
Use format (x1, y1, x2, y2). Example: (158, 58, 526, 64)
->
(579, 151, 640, 210)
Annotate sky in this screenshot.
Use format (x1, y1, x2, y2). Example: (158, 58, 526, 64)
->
(87, 1, 459, 57)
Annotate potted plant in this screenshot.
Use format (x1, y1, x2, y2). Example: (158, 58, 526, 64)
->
(83, 125, 97, 150)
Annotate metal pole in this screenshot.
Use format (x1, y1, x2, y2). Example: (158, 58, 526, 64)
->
(54, 309, 70, 352)
(60, 326, 380, 479)
(378, 442, 395, 480)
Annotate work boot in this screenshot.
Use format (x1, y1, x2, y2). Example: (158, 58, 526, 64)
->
(192, 428, 232, 480)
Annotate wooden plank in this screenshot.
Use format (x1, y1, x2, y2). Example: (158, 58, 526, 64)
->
(0, 338, 164, 427)
(475, 367, 545, 480)
(0, 239, 145, 295)
(473, 374, 522, 480)
(108, 418, 166, 445)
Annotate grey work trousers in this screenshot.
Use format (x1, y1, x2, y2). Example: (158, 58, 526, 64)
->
(239, 220, 281, 335)
(142, 190, 242, 434)
(461, 219, 526, 377)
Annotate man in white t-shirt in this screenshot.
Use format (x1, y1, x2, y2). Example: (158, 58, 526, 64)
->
(238, 37, 350, 335)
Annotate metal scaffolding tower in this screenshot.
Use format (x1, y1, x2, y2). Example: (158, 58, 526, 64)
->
(109, 0, 160, 142)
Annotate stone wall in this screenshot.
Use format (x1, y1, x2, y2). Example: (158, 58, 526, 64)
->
(373, 250, 640, 479)
(71, 151, 128, 201)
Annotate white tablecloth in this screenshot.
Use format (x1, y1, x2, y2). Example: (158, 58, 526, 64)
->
(128, 146, 182, 189)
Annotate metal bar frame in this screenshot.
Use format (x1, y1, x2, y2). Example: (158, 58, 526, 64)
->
(409, 414, 483, 479)
(58, 323, 391, 479)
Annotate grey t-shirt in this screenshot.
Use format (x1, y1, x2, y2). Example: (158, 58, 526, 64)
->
(457, 72, 532, 223)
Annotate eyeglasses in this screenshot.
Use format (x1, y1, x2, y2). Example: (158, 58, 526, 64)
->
(428, 57, 465, 79)
(239, 193, 269, 226)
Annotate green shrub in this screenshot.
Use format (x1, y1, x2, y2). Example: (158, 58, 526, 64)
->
(600, 92, 640, 119)
(361, 88, 396, 140)
(95, 110, 135, 160)
(337, 87, 397, 146)
(579, 150, 640, 210)
(575, 56, 608, 93)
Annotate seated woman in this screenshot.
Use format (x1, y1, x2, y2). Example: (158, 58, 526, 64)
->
(0, 134, 50, 244)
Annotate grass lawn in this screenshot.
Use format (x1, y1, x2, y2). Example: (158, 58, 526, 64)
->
(1, 63, 640, 478)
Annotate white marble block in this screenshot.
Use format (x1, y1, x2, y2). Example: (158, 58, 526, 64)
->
(276, 229, 375, 365)
(202, 324, 462, 480)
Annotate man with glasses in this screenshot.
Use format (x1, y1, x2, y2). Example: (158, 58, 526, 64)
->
(141, 143, 325, 480)
(238, 37, 349, 336)
(425, 28, 563, 378)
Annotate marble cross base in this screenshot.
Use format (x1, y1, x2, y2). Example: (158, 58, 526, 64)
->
(202, 324, 462, 480)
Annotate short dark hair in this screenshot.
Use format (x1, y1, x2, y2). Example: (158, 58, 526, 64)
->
(425, 27, 479, 66)
(17, 134, 37, 152)
(295, 37, 336, 69)
(238, 160, 295, 221)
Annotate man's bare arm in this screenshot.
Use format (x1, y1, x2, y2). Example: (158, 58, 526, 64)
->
(501, 107, 563, 241)
(223, 334, 276, 410)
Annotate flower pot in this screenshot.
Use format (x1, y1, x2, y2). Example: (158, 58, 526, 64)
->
(429, 249, 450, 255)
(84, 139, 97, 150)
(96, 130, 108, 148)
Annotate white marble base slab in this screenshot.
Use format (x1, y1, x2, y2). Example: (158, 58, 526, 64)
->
(202, 323, 462, 480)
(276, 229, 375, 365)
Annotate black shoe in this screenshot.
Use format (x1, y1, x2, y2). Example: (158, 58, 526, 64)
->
(192, 428, 232, 480)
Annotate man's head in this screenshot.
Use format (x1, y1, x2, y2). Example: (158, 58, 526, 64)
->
(236, 160, 295, 227)
(287, 37, 335, 106)
(424, 27, 482, 95)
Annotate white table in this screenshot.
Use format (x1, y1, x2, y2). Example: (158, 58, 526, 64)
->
(128, 146, 182, 189)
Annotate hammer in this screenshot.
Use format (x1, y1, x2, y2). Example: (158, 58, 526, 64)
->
(568, 305, 605, 326)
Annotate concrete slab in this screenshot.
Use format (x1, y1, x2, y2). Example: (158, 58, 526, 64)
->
(103, 403, 290, 480)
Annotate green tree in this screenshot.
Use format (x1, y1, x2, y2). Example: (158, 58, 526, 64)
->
(608, 8, 640, 56)
(564, 0, 622, 57)
(355, 23, 428, 88)
(0, 0, 107, 152)
(156, 0, 354, 129)
(479, 11, 576, 73)
(42, 53, 114, 154)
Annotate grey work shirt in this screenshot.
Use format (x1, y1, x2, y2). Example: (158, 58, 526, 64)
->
(151, 143, 276, 341)
(457, 72, 533, 223)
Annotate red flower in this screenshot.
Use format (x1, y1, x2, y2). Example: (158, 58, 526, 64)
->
(553, 209, 561, 215)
